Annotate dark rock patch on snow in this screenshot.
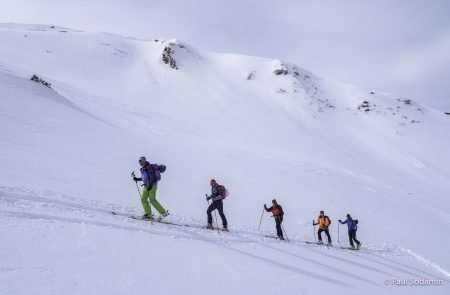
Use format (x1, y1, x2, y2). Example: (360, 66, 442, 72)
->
(30, 74, 52, 88)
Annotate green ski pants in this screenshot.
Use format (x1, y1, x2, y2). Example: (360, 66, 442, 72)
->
(140, 184, 166, 215)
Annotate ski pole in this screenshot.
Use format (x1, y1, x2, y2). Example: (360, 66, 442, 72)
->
(280, 222, 290, 243)
(338, 222, 340, 243)
(258, 208, 265, 230)
(131, 171, 141, 197)
(131, 171, 153, 223)
(313, 220, 317, 242)
(206, 195, 220, 234)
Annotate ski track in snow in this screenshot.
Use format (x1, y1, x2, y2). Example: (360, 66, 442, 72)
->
(1, 186, 449, 287)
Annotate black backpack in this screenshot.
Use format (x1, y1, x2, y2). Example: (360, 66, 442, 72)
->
(158, 164, 166, 173)
(149, 164, 166, 182)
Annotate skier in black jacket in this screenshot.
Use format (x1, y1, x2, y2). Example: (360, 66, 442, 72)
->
(206, 179, 228, 231)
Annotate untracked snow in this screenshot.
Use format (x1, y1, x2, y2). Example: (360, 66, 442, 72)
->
(0, 24, 449, 294)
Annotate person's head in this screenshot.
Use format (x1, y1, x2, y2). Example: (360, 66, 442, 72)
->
(346, 214, 351, 219)
(320, 210, 324, 216)
(210, 179, 216, 186)
(272, 199, 278, 205)
(138, 156, 146, 167)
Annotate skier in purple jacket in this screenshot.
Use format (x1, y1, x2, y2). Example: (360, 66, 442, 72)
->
(339, 214, 361, 249)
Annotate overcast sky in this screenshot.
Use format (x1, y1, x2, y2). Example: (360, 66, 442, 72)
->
(1, 0, 449, 110)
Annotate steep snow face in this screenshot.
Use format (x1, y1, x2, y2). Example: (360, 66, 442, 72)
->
(0, 24, 449, 294)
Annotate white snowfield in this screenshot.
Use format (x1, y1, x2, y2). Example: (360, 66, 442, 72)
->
(0, 23, 449, 295)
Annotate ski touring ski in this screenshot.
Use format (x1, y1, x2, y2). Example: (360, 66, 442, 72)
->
(111, 211, 212, 230)
(305, 241, 333, 247)
(264, 235, 286, 241)
(339, 246, 360, 251)
(205, 226, 229, 232)
(111, 211, 188, 228)
(130, 215, 188, 227)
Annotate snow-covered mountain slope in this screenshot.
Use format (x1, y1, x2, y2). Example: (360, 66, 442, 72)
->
(1, 23, 449, 294)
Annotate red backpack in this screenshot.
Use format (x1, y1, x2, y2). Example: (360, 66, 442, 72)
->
(219, 185, 229, 199)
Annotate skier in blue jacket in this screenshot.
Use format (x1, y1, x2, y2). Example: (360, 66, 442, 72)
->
(339, 214, 361, 249)
(132, 156, 168, 220)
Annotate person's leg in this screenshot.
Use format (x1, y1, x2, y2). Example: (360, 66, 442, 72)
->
(348, 230, 355, 247)
(352, 230, 360, 245)
(325, 229, 332, 243)
(140, 187, 152, 215)
(317, 229, 323, 242)
(216, 201, 228, 228)
(148, 184, 166, 214)
(275, 218, 283, 238)
(206, 202, 216, 225)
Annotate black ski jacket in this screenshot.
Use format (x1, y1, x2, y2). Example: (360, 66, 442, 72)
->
(210, 183, 223, 202)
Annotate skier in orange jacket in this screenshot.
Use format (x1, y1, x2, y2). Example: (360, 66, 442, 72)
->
(313, 210, 332, 245)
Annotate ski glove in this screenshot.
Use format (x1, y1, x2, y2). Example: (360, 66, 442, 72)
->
(264, 204, 267, 209)
(133, 177, 139, 182)
(338, 220, 342, 223)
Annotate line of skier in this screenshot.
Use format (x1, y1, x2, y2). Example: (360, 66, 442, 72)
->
(131, 156, 361, 249)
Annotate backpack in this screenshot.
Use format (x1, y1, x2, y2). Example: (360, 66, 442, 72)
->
(149, 164, 164, 182)
(219, 185, 229, 199)
(158, 164, 167, 173)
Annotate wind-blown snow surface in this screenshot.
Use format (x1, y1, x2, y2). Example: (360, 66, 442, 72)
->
(1, 24, 449, 294)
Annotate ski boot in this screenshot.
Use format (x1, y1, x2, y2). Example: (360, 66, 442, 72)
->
(279, 236, 285, 240)
(350, 245, 356, 250)
(206, 223, 214, 230)
(317, 240, 324, 245)
(156, 210, 170, 221)
(357, 242, 361, 250)
(141, 213, 154, 220)
(326, 242, 333, 246)
(222, 225, 229, 232)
